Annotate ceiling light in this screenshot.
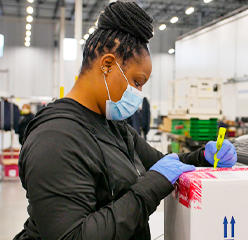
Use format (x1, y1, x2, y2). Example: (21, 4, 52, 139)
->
(204, 0, 213, 3)
(27, 0, 34, 3)
(27, 6, 33, 14)
(79, 39, 85, 45)
(26, 24, 32, 30)
(25, 42, 30, 47)
(168, 48, 175, 54)
(25, 36, 31, 42)
(170, 17, 179, 24)
(89, 27, 95, 34)
(159, 24, 166, 31)
(185, 7, 194, 15)
(83, 34, 89, 40)
(26, 31, 31, 37)
(26, 15, 33, 23)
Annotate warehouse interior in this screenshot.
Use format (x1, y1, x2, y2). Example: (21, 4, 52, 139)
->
(1, 0, 248, 239)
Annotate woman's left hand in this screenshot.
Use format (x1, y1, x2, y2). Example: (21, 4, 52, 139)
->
(205, 139, 237, 168)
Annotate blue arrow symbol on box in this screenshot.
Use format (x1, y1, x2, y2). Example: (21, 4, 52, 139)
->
(223, 216, 228, 238)
(230, 216, 235, 238)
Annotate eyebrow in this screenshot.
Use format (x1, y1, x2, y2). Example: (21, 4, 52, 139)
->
(137, 74, 148, 82)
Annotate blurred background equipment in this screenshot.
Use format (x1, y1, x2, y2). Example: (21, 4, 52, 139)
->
(168, 78, 222, 119)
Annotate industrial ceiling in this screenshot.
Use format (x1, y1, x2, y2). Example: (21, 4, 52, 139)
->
(1, 0, 248, 33)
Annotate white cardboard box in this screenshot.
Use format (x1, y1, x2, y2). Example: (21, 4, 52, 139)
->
(164, 167, 248, 240)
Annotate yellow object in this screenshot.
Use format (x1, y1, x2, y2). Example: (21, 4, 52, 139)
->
(60, 86, 64, 99)
(214, 127, 226, 169)
(75, 76, 78, 82)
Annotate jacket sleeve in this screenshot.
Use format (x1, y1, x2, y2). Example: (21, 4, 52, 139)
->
(126, 123, 212, 168)
(22, 124, 174, 240)
(126, 123, 165, 170)
(178, 147, 212, 167)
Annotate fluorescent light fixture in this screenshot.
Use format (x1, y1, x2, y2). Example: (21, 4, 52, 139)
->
(26, 15, 33, 23)
(159, 24, 166, 31)
(83, 34, 89, 40)
(26, 31, 31, 37)
(27, 6, 33, 14)
(63, 38, 77, 61)
(27, 0, 34, 3)
(204, 0, 213, 3)
(25, 41, 30, 47)
(79, 39, 85, 45)
(26, 24, 32, 30)
(89, 27, 95, 34)
(185, 7, 194, 15)
(170, 16, 179, 24)
(25, 36, 31, 42)
(168, 48, 175, 54)
(0, 34, 4, 57)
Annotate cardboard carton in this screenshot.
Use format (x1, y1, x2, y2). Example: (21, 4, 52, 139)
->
(164, 167, 248, 240)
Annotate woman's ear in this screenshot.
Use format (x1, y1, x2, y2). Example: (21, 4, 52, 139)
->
(99, 54, 116, 76)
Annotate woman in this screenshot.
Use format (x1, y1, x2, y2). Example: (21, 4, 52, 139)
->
(15, 1, 236, 239)
(18, 104, 34, 145)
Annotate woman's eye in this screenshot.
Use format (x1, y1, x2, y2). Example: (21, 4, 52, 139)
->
(134, 81, 140, 88)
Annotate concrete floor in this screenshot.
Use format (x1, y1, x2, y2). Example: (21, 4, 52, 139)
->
(0, 180, 28, 240)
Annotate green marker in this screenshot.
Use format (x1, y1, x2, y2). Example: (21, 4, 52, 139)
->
(214, 127, 226, 169)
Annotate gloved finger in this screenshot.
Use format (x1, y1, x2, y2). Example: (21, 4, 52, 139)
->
(217, 140, 233, 160)
(179, 164, 196, 173)
(168, 153, 180, 161)
(218, 152, 237, 168)
(206, 141, 217, 154)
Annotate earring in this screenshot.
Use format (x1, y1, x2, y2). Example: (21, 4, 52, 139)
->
(108, 69, 112, 73)
(102, 66, 105, 70)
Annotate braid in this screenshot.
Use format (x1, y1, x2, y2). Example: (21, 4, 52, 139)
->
(81, 1, 153, 73)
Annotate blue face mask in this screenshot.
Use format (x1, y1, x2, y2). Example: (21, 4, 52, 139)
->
(104, 61, 145, 121)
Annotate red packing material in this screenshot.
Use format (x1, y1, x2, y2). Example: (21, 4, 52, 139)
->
(4, 165, 19, 177)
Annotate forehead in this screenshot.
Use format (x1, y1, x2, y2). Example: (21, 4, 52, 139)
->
(125, 53, 152, 76)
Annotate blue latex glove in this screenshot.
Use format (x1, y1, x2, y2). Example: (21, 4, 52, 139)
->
(205, 139, 237, 168)
(150, 153, 196, 185)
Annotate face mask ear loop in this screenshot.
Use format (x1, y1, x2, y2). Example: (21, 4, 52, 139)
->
(115, 60, 129, 85)
(103, 73, 112, 101)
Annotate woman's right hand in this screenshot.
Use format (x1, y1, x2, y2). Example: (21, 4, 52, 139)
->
(149, 153, 196, 185)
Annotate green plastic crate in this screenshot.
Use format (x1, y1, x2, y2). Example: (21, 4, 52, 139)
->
(190, 128, 217, 133)
(171, 119, 190, 135)
(171, 141, 180, 153)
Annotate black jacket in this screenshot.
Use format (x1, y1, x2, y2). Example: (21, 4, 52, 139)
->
(15, 98, 210, 240)
(126, 97, 150, 137)
(0, 100, 20, 133)
(18, 112, 34, 145)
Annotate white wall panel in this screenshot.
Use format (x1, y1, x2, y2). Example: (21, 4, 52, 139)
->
(0, 18, 54, 98)
(176, 10, 248, 80)
(175, 10, 248, 120)
(236, 16, 248, 77)
(143, 53, 175, 116)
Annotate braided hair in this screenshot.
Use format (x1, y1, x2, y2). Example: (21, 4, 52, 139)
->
(81, 1, 153, 73)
